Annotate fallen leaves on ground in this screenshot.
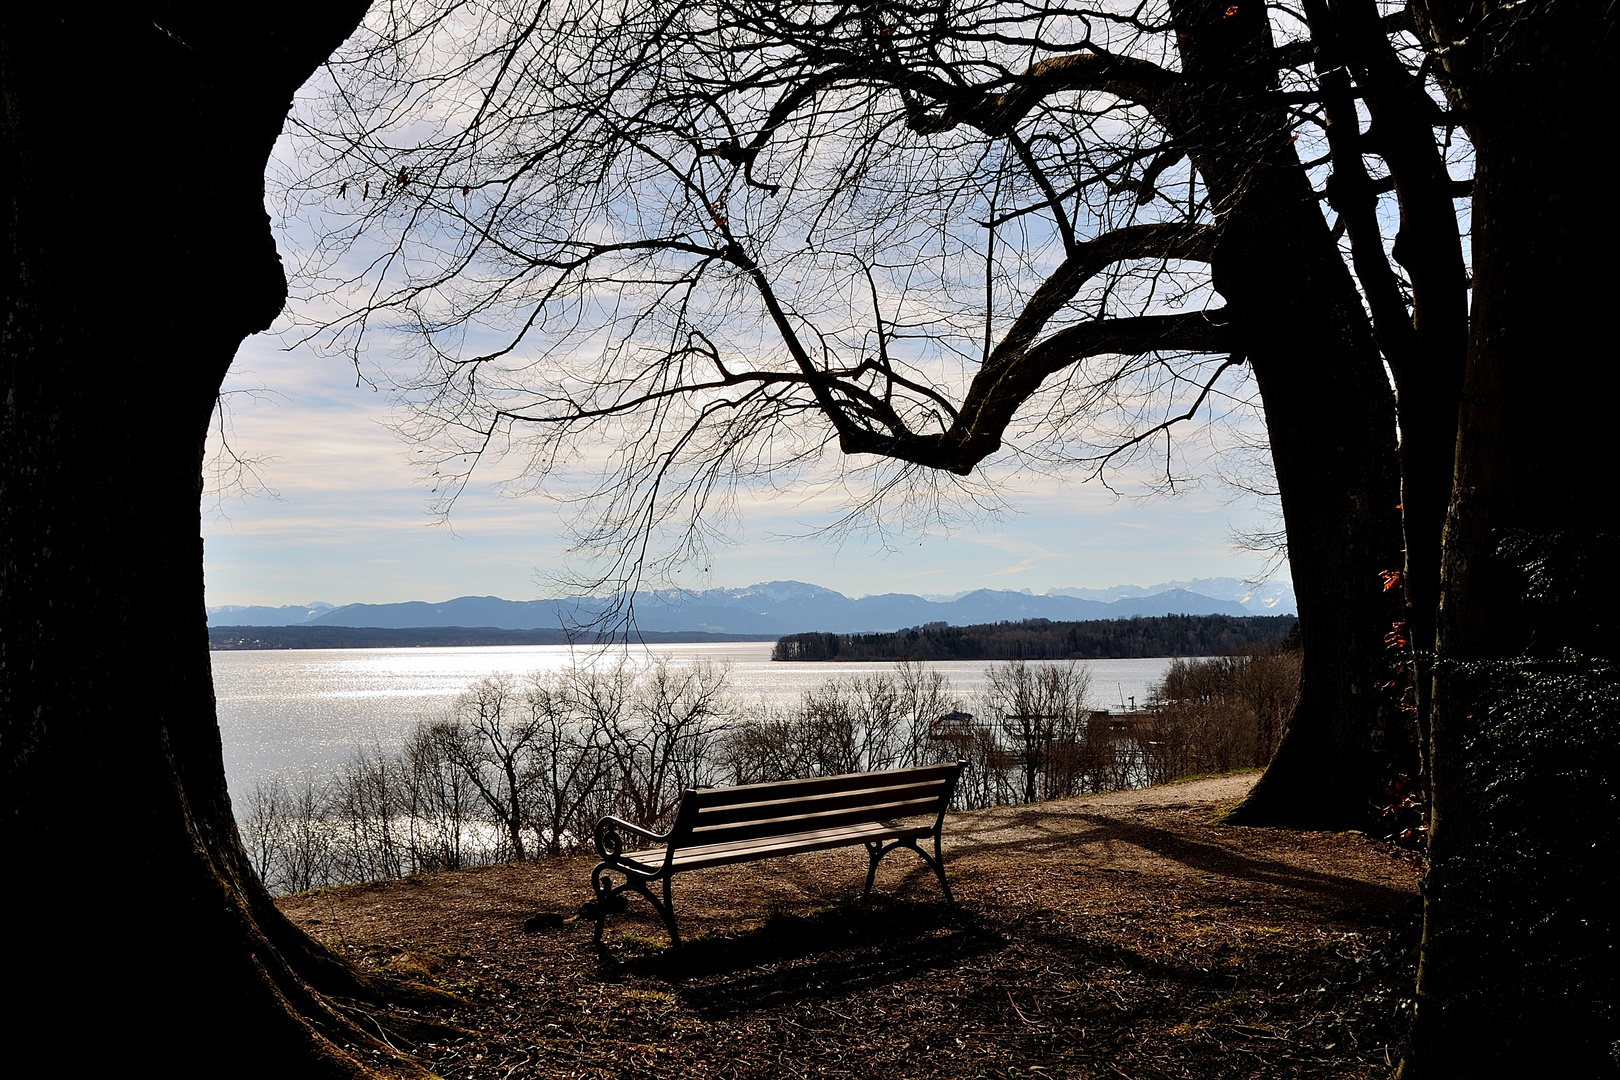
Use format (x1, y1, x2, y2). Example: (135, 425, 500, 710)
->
(281, 774, 1420, 1079)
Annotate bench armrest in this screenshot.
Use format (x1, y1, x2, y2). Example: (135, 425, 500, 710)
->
(594, 815, 673, 860)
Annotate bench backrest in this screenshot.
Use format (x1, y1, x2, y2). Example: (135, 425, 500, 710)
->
(667, 761, 965, 850)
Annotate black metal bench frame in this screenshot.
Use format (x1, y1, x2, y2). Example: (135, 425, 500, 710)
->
(590, 761, 965, 947)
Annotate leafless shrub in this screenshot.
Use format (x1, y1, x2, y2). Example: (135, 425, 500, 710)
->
(236, 661, 713, 893)
(717, 705, 811, 786)
(894, 660, 956, 767)
(522, 674, 612, 858)
(980, 660, 1095, 803)
(596, 659, 735, 829)
(239, 655, 1244, 893)
(924, 709, 1015, 811)
(331, 745, 406, 883)
(279, 778, 333, 894)
(241, 775, 288, 886)
(719, 657, 1169, 811)
(1138, 648, 1301, 783)
(240, 776, 333, 895)
(400, 721, 475, 872)
(437, 676, 540, 861)
(720, 659, 959, 786)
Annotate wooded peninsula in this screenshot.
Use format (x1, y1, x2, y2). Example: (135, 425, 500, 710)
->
(771, 614, 1299, 662)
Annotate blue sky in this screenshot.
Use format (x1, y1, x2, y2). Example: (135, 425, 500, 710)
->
(202, 330, 1290, 608)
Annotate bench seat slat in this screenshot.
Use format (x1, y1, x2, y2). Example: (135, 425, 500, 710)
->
(690, 764, 958, 808)
(690, 780, 945, 827)
(687, 796, 939, 846)
(618, 820, 935, 872)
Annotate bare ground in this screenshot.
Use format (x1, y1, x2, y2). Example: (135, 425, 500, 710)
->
(281, 773, 1421, 1079)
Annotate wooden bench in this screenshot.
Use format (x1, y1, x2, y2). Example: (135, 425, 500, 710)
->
(590, 761, 965, 947)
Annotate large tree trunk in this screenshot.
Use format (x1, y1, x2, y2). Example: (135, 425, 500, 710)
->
(1221, 250, 1406, 828)
(1400, 0, 1619, 1073)
(1305, 0, 1470, 779)
(1, 6, 439, 1075)
(1167, 0, 1406, 829)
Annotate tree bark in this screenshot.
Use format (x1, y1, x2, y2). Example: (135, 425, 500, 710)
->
(1401, 0, 1618, 1073)
(1302, 0, 1470, 780)
(1, 6, 438, 1075)
(1163, 0, 1406, 828)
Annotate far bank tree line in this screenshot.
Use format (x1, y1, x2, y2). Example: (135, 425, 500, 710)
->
(243, 651, 1297, 895)
(773, 614, 1299, 662)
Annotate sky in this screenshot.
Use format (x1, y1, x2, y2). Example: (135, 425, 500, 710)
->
(205, 35, 1296, 612)
(201, 329, 1290, 609)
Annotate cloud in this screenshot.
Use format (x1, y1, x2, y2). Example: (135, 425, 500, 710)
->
(204, 329, 1291, 607)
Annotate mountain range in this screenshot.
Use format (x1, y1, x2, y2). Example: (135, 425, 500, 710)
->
(208, 577, 1295, 637)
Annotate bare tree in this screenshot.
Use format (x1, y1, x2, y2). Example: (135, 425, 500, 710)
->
(292, 6, 1611, 1070)
(0, 7, 451, 1073)
(523, 671, 614, 856)
(1232, 646, 1301, 765)
(926, 708, 1016, 809)
(721, 660, 960, 783)
(241, 777, 291, 888)
(0, 2, 1593, 1074)
(981, 660, 1093, 802)
(595, 659, 734, 827)
(438, 675, 546, 860)
(240, 776, 337, 896)
(794, 673, 905, 774)
(401, 721, 477, 871)
(894, 658, 957, 767)
(287, 0, 1478, 828)
(1140, 648, 1300, 782)
(718, 704, 811, 785)
(332, 745, 409, 880)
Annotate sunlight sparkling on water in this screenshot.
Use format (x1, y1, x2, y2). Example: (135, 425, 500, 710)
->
(211, 642, 1175, 797)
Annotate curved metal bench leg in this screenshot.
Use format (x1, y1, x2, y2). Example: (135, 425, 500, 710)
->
(866, 837, 955, 908)
(928, 833, 957, 908)
(863, 839, 885, 896)
(589, 867, 683, 952)
(886, 837, 957, 909)
(591, 862, 632, 945)
(592, 863, 681, 947)
(621, 875, 681, 947)
(656, 874, 681, 947)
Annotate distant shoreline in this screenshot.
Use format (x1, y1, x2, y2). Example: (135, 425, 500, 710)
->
(772, 614, 1299, 662)
(210, 612, 1298, 655)
(207, 626, 777, 650)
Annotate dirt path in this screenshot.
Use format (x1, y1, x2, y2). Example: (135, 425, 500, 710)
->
(282, 774, 1420, 1079)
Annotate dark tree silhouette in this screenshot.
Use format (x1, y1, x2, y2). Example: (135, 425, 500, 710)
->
(1401, 0, 1618, 1072)
(0, 5, 444, 1075)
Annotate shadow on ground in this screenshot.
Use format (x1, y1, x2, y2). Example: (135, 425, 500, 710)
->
(950, 805, 1413, 912)
(600, 895, 1004, 1017)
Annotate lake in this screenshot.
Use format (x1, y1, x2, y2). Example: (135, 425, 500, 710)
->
(211, 643, 1177, 798)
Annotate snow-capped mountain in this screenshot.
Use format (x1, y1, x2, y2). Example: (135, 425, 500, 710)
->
(1046, 577, 1296, 614)
(204, 602, 336, 626)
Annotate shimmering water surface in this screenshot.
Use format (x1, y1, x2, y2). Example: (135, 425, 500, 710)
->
(211, 643, 1176, 797)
